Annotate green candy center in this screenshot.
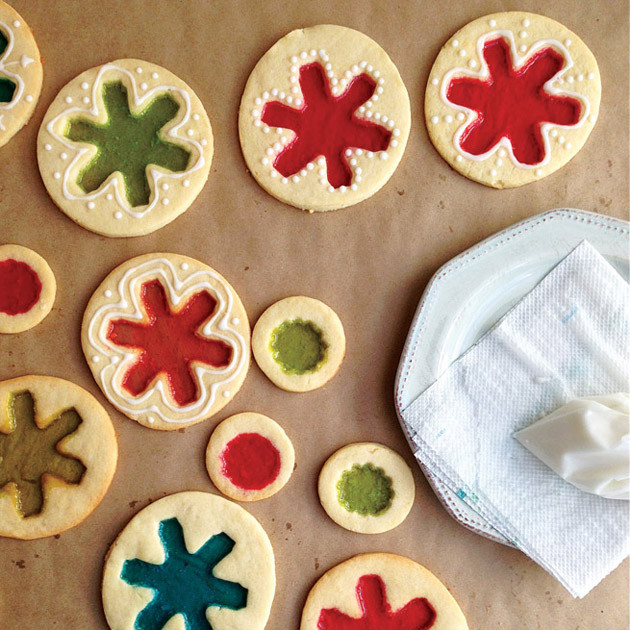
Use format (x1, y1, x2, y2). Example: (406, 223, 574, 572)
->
(64, 81, 191, 207)
(0, 30, 17, 104)
(270, 319, 327, 374)
(336, 463, 394, 516)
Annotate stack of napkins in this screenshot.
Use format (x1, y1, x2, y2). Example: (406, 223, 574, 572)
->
(402, 241, 630, 598)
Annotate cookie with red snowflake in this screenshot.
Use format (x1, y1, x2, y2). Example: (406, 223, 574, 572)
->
(0, 244, 56, 334)
(425, 12, 601, 188)
(300, 553, 468, 630)
(81, 253, 250, 430)
(0, 1, 43, 147)
(239, 25, 411, 212)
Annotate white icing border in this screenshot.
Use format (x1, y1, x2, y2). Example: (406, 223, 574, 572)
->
(46, 63, 206, 219)
(85, 258, 247, 424)
(440, 30, 590, 169)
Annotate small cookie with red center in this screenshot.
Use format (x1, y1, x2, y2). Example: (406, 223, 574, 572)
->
(239, 24, 411, 212)
(300, 553, 468, 630)
(0, 244, 56, 334)
(425, 12, 601, 188)
(0, 1, 43, 147)
(206, 412, 295, 501)
(252, 296, 345, 392)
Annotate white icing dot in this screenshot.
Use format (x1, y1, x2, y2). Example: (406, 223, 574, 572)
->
(565, 39, 572, 47)
(328, 185, 334, 193)
(271, 88, 278, 96)
(136, 67, 143, 74)
(292, 175, 300, 183)
(183, 179, 190, 187)
(378, 77, 384, 85)
(317, 157, 326, 166)
(295, 99, 302, 107)
(456, 155, 463, 162)
(371, 94, 378, 102)
(44, 144, 51, 151)
(444, 115, 453, 123)
(162, 183, 169, 191)
(380, 152, 388, 160)
(359, 106, 366, 113)
(325, 62, 332, 71)
(468, 59, 477, 68)
(273, 142, 282, 151)
(276, 127, 282, 134)
(352, 65, 359, 73)
(355, 175, 362, 182)
(523, 18, 530, 27)
(147, 416, 155, 424)
(498, 148, 507, 158)
(587, 72, 595, 80)
(367, 151, 374, 158)
(307, 163, 314, 171)
(351, 184, 358, 191)
(310, 49, 316, 57)
(367, 65, 373, 72)
(114, 211, 123, 219)
(104, 290, 113, 298)
(300, 169, 307, 177)
(519, 45, 527, 53)
(489, 19, 497, 27)
(270, 171, 278, 178)
(381, 115, 388, 123)
(300, 51, 307, 59)
(344, 149, 352, 158)
(567, 76, 574, 83)
(519, 31, 527, 38)
(431, 78, 439, 86)
(262, 157, 269, 165)
(262, 91, 269, 99)
(152, 72, 158, 79)
(60, 152, 68, 160)
(459, 50, 466, 57)
(577, 74, 584, 82)
(365, 111, 372, 118)
(374, 70, 380, 78)
(201, 139, 207, 146)
(252, 109, 260, 117)
(496, 158, 503, 166)
(254, 120, 261, 127)
(187, 129, 194, 136)
(290, 76, 298, 84)
(281, 136, 288, 145)
(331, 77, 338, 86)
(287, 96, 293, 103)
(340, 185, 347, 192)
(25, 95, 33, 102)
(456, 112, 465, 121)
(550, 129, 558, 137)
(360, 61, 367, 68)
(355, 167, 362, 175)
(490, 169, 497, 177)
(13, 20, 20, 27)
(106, 193, 113, 200)
(265, 148, 273, 156)
(588, 115, 596, 123)
(535, 168, 543, 176)
(291, 86, 298, 94)
(388, 120, 395, 128)
(558, 136, 565, 144)
(92, 356, 100, 363)
(282, 177, 288, 184)
(140, 82, 148, 90)
(82, 97, 90, 104)
(318, 169, 326, 177)
(65, 96, 73, 104)
(350, 158, 357, 166)
(53, 172, 61, 179)
(181, 262, 189, 270)
(565, 142, 572, 150)
(87, 201, 95, 209)
(222, 391, 231, 398)
(290, 56, 297, 63)
(255, 97, 262, 105)
(393, 128, 400, 137)
(391, 139, 398, 147)
(355, 149, 363, 156)
(231, 317, 240, 325)
(451, 39, 459, 47)
(319, 178, 326, 185)
(263, 126, 270, 133)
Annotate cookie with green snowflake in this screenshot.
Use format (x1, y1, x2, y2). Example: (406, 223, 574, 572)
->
(38, 59, 213, 237)
(0, 375, 117, 539)
(102, 491, 275, 630)
(0, 1, 43, 147)
(318, 442, 414, 534)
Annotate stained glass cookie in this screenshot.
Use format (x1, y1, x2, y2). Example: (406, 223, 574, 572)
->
(81, 253, 250, 430)
(300, 553, 468, 629)
(239, 24, 411, 212)
(206, 412, 295, 501)
(0, 1, 43, 147)
(318, 442, 414, 534)
(425, 12, 601, 188)
(38, 59, 213, 237)
(102, 491, 275, 630)
(252, 296, 345, 392)
(0, 375, 117, 539)
(0, 244, 55, 333)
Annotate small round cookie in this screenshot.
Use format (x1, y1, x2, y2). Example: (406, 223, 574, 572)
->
(0, 375, 117, 539)
(0, 1, 43, 147)
(318, 442, 414, 534)
(425, 12, 601, 188)
(300, 553, 468, 630)
(206, 412, 295, 501)
(102, 491, 275, 630)
(82, 253, 250, 430)
(38, 58, 213, 237)
(252, 296, 345, 392)
(0, 244, 56, 334)
(239, 24, 411, 212)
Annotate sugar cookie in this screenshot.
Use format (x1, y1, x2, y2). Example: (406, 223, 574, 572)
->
(318, 442, 414, 534)
(0, 244, 55, 334)
(425, 12, 601, 188)
(0, 375, 117, 539)
(206, 412, 295, 501)
(0, 1, 43, 147)
(81, 253, 250, 430)
(239, 24, 410, 212)
(102, 491, 275, 630)
(38, 58, 213, 237)
(301, 553, 468, 629)
(252, 296, 345, 392)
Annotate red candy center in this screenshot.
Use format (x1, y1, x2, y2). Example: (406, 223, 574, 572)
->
(220, 432, 281, 490)
(0, 259, 42, 316)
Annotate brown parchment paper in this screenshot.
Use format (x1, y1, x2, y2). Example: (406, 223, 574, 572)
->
(1, 1, 628, 628)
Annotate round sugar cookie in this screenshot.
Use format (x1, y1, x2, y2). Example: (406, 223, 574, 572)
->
(206, 412, 295, 501)
(0, 1, 43, 147)
(0, 375, 117, 539)
(239, 24, 411, 212)
(318, 442, 414, 534)
(300, 553, 468, 630)
(425, 12, 601, 188)
(38, 58, 213, 237)
(252, 296, 345, 392)
(102, 491, 275, 630)
(0, 244, 55, 334)
(81, 253, 250, 430)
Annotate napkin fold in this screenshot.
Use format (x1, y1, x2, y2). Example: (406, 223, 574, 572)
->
(403, 241, 630, 598)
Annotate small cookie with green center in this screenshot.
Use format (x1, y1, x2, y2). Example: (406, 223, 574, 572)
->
(318, 442, 414, 534)
(300, 553, 468, 629)
(38, 58, 213, 237)
(206, 412, 295, 502)
(102, 491, 275, 630)
(0, 1, 43, 147)
(252, 296, 345, 392)
(425, 12, 601, 188)
(0, 375, 117, 539)
(0, 244, 56, 334)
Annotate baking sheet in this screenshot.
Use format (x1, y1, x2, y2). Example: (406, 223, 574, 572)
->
(0, 0, 628, 627)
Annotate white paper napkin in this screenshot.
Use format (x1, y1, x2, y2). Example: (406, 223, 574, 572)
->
(402, 241, 630, 598)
